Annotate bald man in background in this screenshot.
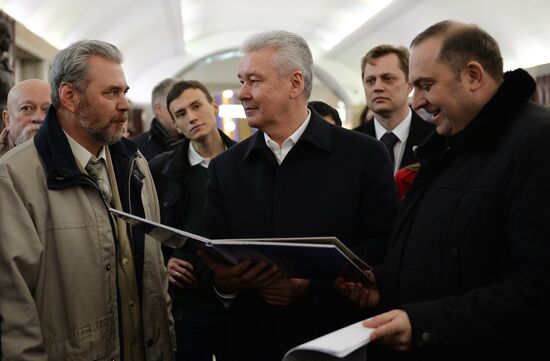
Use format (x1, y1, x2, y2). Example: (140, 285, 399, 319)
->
(0, 79, 51, 157)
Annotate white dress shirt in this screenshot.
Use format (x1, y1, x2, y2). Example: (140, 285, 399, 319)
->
(64, 130, 112, 190)
(373, 108, 412, 174)
(188, 142, 212, 168)
(264, 110, 311, 164)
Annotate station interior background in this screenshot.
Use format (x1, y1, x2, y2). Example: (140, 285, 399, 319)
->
(2, 0, 550, 140)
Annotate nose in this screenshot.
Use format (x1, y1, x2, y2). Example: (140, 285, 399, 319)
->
(119, 95, 130, 111)
(372, 78, 384, 92)
(239, 82, 251, 102)
(411, 89, 427, 111)
(187, 109, 198, 124)
(32, 108, 47, 123)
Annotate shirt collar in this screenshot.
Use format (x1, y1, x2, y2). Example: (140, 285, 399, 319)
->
(63, 130, 107, 168)
(373, 108, 412, 142)
(263, 109, 311, 149)
(188, 141, 211, 168)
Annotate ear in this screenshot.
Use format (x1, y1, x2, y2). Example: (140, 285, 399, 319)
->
(59, 82, 80, 112)
(2, 110, 9, 128)
(462, 61, 484, 92)
(153, 102, 163, 116)
(406, 82, 413, 95)
(289, 71, 305, 98)
(211, 99, 219, 115)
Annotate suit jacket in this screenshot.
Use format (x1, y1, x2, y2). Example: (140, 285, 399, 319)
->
(354, 110, 434, 169)
(204, 110, 398, 361)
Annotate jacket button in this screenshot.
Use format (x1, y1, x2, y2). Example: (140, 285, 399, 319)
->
(422, 332, 432, 342)
(451, 247, 459, 256)
(105, 264, 111, 271)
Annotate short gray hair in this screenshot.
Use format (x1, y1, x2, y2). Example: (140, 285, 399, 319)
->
(50, 40, 122, 109)
(151, 78, 178, 112)
(241, 30, 313, 100)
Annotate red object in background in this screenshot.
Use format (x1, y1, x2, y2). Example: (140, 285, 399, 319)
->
(395, 168, 418, 200)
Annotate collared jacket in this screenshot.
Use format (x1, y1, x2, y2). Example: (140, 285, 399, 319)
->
(149, 130, 236, 317)
(204, 109, 398, 361)
(131, 118, 184, 161)
(0, 108, 175, 360)
(375, 69, 550, 360)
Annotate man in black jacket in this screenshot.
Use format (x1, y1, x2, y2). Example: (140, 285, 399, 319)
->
(149, 80, 235, 361)
(341, 20, 550, 360)
(132, 78, 184, 160)
(355, 44, 434, 174)
(199, 30, 398, 361)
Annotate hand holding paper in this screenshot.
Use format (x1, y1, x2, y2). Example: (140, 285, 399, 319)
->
(362, 309, 412, 352)
(282, 320, 375, 361)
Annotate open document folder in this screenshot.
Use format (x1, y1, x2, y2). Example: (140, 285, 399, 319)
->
(109, 208, 374, 283)
(283, 320, 374, 361)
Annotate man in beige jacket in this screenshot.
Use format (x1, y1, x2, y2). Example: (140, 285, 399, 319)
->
(0, 40, 174, 360)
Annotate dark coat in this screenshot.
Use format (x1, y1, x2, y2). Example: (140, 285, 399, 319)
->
(375, 69, 550, 360)
(204, 110, 398, 361)
(354, 110, 434, 169)
(132, 118, 184, 160)
(149, 130, 236, 311)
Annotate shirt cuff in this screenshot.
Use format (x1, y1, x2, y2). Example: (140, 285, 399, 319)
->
(213, 284, 237, 307)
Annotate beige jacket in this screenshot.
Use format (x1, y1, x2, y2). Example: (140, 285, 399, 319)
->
(0, 113, 175, 360)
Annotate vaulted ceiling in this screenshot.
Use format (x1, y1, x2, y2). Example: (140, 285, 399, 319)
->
(2, 0, 550, 106)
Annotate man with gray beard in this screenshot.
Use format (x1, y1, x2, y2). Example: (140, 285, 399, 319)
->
(0, 79, 50, 157)
(0, 40, 174, 360)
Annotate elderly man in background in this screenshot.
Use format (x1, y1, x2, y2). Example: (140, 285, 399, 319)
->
(0, 79, 50, 157)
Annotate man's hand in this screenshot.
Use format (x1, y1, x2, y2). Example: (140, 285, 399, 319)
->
(363, 309, 412, 352)
(197, 248, 282, 293)
(260, 278, 310, 306)
(167, 257, 196, 287)
(335, 271, 379, 309)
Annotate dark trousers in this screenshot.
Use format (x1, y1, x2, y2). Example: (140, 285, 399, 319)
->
(174, 312, 231, 361)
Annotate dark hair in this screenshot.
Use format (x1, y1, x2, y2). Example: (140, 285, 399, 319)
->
(361, 44, 410, 81)
(308, 100, 342, 126)
(410, 20, 503, 81)
(166, 80, 214, 118)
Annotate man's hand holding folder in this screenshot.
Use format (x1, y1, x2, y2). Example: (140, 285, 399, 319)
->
(197, 248, 282, 294)
(198, 248, 310, 305)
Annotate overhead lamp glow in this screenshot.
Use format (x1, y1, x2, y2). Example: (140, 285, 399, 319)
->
(223, 119, 237, 133)
(336, 101, 347, 125)
(318, 0, 393, 51)
(222, 89, 234, 99)
(219, 104, 247, 119)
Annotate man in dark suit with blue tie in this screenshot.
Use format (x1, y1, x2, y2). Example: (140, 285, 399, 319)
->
(355, 45, 434, 174)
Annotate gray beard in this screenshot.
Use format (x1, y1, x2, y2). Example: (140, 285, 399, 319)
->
(14, 123, 42, 145)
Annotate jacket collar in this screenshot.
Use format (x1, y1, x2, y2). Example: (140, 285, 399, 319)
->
(162, 129, 236, 181)
(415, 68, 536, 160)
(242, 107, 332, 162)
(34, 107, 140, 186)
(150, 117, 184, 147)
